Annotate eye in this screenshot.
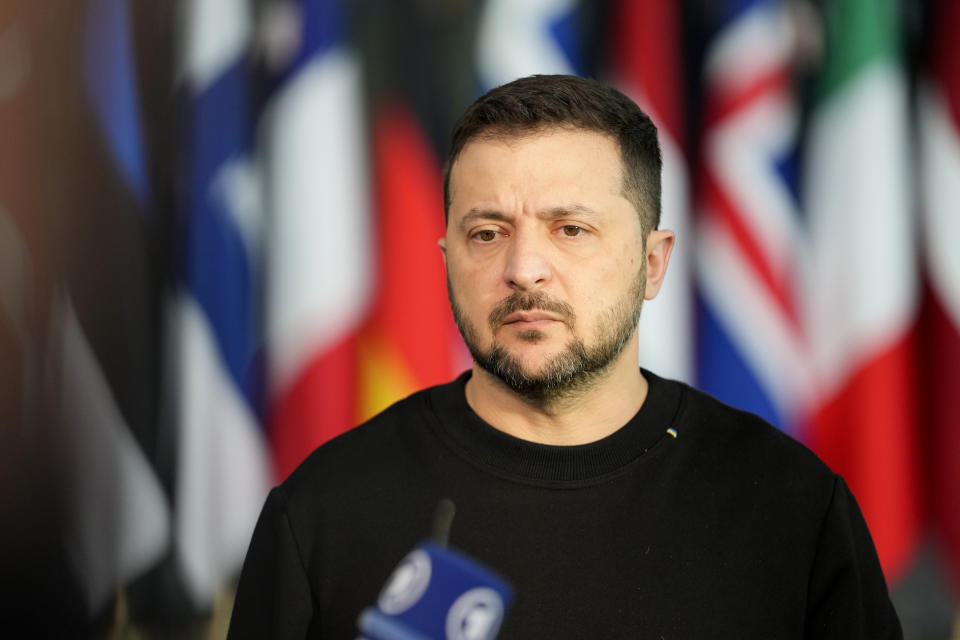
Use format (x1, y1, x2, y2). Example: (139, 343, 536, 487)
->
(560, 225, 585, 237)
(472, 229, 499, 242)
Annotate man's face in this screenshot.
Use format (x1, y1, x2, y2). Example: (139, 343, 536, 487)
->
(441, 127, 651, 401)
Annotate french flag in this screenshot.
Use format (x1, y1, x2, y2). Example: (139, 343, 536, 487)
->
(261, 0, 373, 480)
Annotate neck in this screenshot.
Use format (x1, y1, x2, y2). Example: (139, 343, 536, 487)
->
(464, 342, 648, 446)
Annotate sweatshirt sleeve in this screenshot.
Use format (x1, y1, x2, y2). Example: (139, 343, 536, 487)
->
(804, 475, 903, 639)
(227, 487, 316, 639)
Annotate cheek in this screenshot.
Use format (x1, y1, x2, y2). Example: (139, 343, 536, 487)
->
(620, 237, 640, 267)
(448, 261, 498, 315)
(572, 254, 636, 310)
(451, 250, 504, 289)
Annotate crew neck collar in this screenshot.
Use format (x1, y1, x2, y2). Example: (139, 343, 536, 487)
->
(426, 369, 682, 484)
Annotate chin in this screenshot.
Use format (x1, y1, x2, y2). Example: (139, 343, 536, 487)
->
(497, 348, 566, 377)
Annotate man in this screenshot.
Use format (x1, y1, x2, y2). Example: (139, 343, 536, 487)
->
(229, 75, 901, 638)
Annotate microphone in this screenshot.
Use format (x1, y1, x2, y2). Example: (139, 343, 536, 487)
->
(357, 499, 513, 640)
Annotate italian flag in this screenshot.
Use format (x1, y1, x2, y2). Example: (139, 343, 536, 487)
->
(803, 0, 920, 583)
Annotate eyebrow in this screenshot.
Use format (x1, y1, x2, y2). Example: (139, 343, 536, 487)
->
(458, 204, 601, 230)
(540, 204, 601, 220)
(458, 208, 513, 231)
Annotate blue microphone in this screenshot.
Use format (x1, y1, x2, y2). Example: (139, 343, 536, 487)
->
(357, 500, 513, 640)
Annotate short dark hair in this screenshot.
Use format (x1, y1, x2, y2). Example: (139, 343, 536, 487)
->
(443, 74, 662, 234)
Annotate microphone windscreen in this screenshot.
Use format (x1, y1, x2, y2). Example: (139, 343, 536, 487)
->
(358, 541, 513, 640)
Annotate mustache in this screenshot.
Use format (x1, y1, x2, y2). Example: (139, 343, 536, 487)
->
(488, 292, 576, 329)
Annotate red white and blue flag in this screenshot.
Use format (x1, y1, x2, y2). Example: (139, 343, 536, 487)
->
(173, 0, 271, 609)
(696, 0, 812, 435)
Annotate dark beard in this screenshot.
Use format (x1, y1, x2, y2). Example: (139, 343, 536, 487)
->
(448, 269, 645, 403)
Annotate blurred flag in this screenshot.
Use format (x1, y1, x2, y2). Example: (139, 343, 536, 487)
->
(608, 0, 693, 383)
(0, 4, 47, 431)
(57, 0, 171, 614)
(262, 0, 372, 479)
(919, 0, 960, 588)
(0, 8, 85, 630)
(803, 0, 920, 582)
(84, 0, 150, 209)
(172, 0, 271, 608)
(696, 0, 812, 433)
(50, 295, 170, 616)
(357, 104, 460, 420)
(476, 0, 584, 90)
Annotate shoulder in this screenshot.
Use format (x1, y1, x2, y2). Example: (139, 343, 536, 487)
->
(678, 382, 829, 470)
(661, 381, 900, 636)
(281, 384, 437, 499)
(667, 380, 837, 513)
(263, 384, 443, 561)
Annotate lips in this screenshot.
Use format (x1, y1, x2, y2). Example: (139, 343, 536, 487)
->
(502, 311, 559, 324)
(500, 311, 563, 330)
(487, 292, 576, 331)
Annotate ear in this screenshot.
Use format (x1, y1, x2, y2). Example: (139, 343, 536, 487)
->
(643, 229, 674, 300)
(437, 237, 447, 266)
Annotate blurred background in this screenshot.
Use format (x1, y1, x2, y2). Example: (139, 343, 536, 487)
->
(0, 0, 958, 637)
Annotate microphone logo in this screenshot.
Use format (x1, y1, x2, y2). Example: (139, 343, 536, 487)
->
(377, 549, 432, 615)
(445, 587, 505, 640)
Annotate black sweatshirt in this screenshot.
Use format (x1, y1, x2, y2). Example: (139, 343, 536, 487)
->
(228, 370, 901, 639)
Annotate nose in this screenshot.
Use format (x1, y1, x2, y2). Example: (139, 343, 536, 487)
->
(502, 229, 552, 291)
